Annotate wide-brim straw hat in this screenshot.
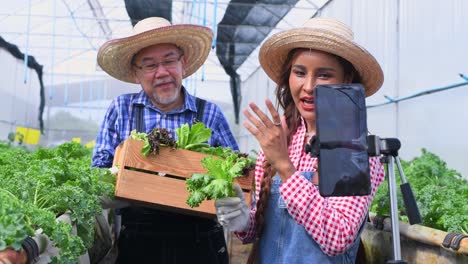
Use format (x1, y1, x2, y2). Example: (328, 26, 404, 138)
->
(97, 17, 213, 83)
(259, 17, 384, 96)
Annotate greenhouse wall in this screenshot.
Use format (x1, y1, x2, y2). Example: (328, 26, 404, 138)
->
(40, 78, 140, 147)
(40, 76, 236, 147)
(0, 48, 41, 144)
(240, 0, 468, 179)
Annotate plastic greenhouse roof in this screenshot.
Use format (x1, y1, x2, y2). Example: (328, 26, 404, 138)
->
(0, 0, 327, 86)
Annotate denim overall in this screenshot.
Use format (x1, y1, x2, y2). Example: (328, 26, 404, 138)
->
(259, 172, 361, 264)
(114, 99, 228, 264)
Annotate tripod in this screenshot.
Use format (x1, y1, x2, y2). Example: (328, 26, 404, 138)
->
(306, 133, 422, 263)
(367, 135, 422, 264)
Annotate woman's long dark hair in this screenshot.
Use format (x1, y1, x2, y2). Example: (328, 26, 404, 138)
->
(246, 48, 361, 264)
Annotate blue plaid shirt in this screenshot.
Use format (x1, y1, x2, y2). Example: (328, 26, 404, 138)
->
(92, 87, 239, 168)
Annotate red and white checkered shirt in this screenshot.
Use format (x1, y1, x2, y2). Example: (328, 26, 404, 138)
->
(236, 121, 385, 256)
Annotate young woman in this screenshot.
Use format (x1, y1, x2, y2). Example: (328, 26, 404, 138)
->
(215, 17, 385, 264)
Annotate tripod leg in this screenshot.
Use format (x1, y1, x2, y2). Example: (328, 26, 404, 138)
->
(386, 156, 407, 263)
(395, 157, 422, 225)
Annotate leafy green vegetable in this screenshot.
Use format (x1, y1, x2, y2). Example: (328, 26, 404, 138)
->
(0, 188, 34, 251)
(370, 149, 468, 234)
(130, 130, 151, 156)
(175, 122, 211, 151)
(176, 123, 190, 148)
(131, 122, 213, 155)
(186, 152, 254, 208)
(146, 128, 177, 155)
(0, 141, 115, 263)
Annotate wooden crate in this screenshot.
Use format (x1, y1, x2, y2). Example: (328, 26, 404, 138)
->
(113, 138, 253, 218)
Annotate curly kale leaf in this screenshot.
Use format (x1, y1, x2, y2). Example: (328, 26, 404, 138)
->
(186, 190, 207, 208)
(0, 189, 34, 251)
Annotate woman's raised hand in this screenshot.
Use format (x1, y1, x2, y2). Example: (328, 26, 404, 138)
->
(243, 99, 295, 180)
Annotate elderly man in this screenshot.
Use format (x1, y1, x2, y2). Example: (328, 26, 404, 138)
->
(92, 17, 238, 264)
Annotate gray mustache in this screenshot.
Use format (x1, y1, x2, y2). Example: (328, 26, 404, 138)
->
(154, 78, 174, 86)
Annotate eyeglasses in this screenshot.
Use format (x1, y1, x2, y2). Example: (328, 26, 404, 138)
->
(133, 54, 183, 73)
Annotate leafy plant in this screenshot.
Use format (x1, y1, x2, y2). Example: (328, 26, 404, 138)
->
(130, 122, 212, 156)
(186, 152, 254, 207)
(129, 128, 177, 156)
(175, 122, 212, 152)
(0, 188, 34, 251)
(0, 141, 115, 263)
(370, 149, 468, 234)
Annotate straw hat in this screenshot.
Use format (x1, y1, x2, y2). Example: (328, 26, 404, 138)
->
(97, 17, 213, 83)
(259, 17, 384, 96)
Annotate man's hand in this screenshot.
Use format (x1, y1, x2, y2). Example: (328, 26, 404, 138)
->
(215, 184, 250, 232)
(0, 248, 27, 264)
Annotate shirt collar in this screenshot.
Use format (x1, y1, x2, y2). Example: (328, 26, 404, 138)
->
(183, 86, 198, 113)
(296, 117, 307, 139)
(132, 90, 151, 106)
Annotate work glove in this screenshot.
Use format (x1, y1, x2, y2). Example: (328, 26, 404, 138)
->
(215, 183, 250, 232)
(0, 231, 57, 264)
(33, 229, 59, 264)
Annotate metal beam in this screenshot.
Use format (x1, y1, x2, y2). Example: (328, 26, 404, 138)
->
(87, 0, 112, 40)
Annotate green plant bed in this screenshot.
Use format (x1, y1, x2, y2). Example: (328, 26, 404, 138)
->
(0, 141, 115, 263)
(370, 149, 468, 235)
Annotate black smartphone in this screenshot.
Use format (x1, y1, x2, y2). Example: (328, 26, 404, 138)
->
(314, 84, 370, 197)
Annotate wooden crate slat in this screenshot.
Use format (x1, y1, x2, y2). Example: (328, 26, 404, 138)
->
(116, 169, 216, 216)
(119, 139, 209, 178)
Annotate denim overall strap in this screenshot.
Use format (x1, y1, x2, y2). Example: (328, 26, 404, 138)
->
(134, 103, 145, 133)
(259, 172, 361, 264)
(194, 97, 206, 123)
